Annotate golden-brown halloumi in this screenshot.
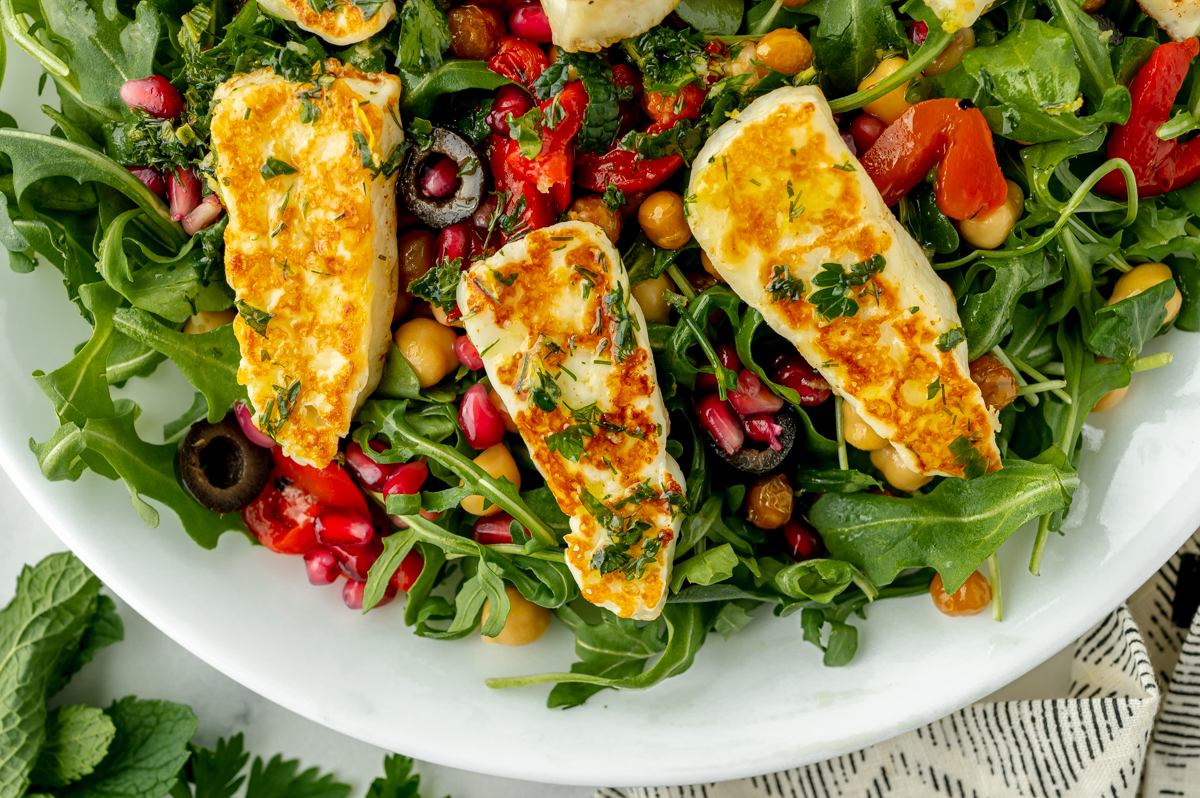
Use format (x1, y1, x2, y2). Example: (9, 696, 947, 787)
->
(211, 61, 403, 468)
(542, 0, 680, 52)
(687, 86, 1001, 478)
(925, 0, 991, 32)
(457, 222, 685, 620)
(257, 0, 395, 46)
(1137, 0, 1200, 41)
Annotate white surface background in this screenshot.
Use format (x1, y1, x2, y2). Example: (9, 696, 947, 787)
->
(0, 465, 1076, 796)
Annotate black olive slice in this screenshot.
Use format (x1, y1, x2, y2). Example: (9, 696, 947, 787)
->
(179, 415, 273, 513)
(400, 127, 485, 228)
(707, 406, 798, 475)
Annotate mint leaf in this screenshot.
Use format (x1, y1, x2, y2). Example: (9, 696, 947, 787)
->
(69, 595, 124, 677)
(29, 705, 116, 788)
(243, 753, 351, 798)
(60, 697, 195, 798)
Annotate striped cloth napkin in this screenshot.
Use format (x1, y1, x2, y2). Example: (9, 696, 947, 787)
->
(596, 532, 1200, 798)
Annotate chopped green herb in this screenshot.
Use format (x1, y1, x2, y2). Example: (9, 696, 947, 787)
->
(409, 258, 462, 313)
(927, 377, 942, 401)
(457, 157, 480, 177)
(508, 106, 544, 159)
(409, 117, 435, 151)
(236, 300, 275, 337)
(260, 157, 298, 180)
(808, 254, 886, 321)
(492, 269, 518, 286)
(601, 184, 626, 210)
(529, 365, 562, 412)
(258, 376, 302, 441)
(950, 435, 988, 480)
(766, 264, 805, 303)
(351, 131, 376, 171)
(937, 327, 967, 352)
(602, 282, 639, 362)
(786, 180, 805, 220)
(832, 161, 856, 172)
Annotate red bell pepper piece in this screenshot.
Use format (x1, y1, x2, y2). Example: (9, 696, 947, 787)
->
(1097, 37, 1200, 198)
(510, 80, 588, 193)
(489, 135, 559, 241)
(860, 98, 1008, 220)
(642, 82, 707, 134)
(488, 36, 549, 89)
(574, 148, 685, 194)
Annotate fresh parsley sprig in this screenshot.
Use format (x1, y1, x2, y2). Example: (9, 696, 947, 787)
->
(808, 254, 886, 321)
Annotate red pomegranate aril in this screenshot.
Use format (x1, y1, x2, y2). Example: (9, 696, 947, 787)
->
(459, 383, 507, 449)
(420, 155, 461, 199)
(771, 355, 832, 406)
(696, 343, 742, 391)
(342, 578, 392, 610)
(168, 166, 201, 222)
(743, 414, 784, 452)
(486, 84, 535, 136)
(304, 548, 340, 585)
(436, 222, 473, 265)
(330, 535, 383, 581)
(314, 506, 374, 547)
(910, 20, 929, 46)
(851, 114, 887, 154)
(473, 195, 499, 229)
(182, 194, 224, 235)
(728, 370, 785, 416)
(696, 394, 744, 455)
(234, 400, 276, 448)
(127, 166, 167, 200)
(473, 511, 517, 545)
(120, 75, 184, 119)
(454, 335, 485, 369)
(783, 519, 823, 561)
(389, 548, 426, 592)
(841, 132, 858, 158)
(344, 440, 394, 491)
(508, 2, 552, 43)
(383, 461, 429, 496)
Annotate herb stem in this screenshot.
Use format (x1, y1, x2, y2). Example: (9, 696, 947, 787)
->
(1041, 361, 1066, 376)
(1029, 514, 1052, 576)
(1066, 217, 1131, 273)
(834, 396, 849, 470)
(746, 0, 783, 35)
(666, 263, 697, 301)
(988, 551, 1002, 622)
(1005, 351, 1074, 405)
(1017, 379, 1068, 398)
(486, 544, 566, 562)
(990, 346, 1039, 408)
(1131, 352, 1173, 372)
(665, 292, 736, 399)
(828, 29, 954, 114)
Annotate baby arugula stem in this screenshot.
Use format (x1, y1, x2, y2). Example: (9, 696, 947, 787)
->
(1029, 514, 1053, 577)
(991, 345, 1040, 407)
(988, 551, 1002, 622)
(1132, 352, 1173, 372)
(666, 263, 697, 301)
(665, 291, 737, 399)
(834, 396, 849, 470)
(1017, 379, 1068, 398)
(1004, 351, 1074, 405)
(828, 29, 954, 114)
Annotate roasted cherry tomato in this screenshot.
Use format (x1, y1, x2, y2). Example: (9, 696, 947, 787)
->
(487, 36, 548, 88)
(510, 80, 589, 192)
(642, 82, 706, 133)
(574, 149, 684, 194)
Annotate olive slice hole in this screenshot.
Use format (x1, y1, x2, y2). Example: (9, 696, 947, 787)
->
(180, 415, 273, 514)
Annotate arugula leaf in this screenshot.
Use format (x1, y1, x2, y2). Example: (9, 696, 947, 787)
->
(29, 705, 116, 789)
(961, 252, 1056, 360)
(812, 460, 1079, 593)
(396, 0, 451, 74)
(793, 469, 881, 494)
(802, 0, 905, 94)
(1086, 279, 1173, 366)
(800, 606, 858, 667)
(400, 61, 513, 118)
(712, 602, 755, 640)
(545, 604, 665, 709)
(773, 558, 868, 604)
(1043, 0, 1119, 106)
(674, 0, 744, 35)
(669, 543, 738, 592)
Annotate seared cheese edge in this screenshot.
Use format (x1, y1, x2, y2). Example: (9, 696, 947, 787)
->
(543, 0, 680, 52)
(211, 61, 402, 468)
(1137, 0, 1200, 41)
(925, 0, 991, 32)
(257, 0, 396, 45)
(687, 86, 1001, 478)
(457, 221, 685, 620)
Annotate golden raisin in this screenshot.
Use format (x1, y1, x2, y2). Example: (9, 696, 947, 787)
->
(448, 5, 507, 61)
(969, 354, 1019, 411)
(746, 473, 793, 530)
(930, 571, 992, 616)
(567, 195, 623, 244)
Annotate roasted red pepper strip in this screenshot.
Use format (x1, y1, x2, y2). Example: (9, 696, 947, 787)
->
(509, 80, 588, 193)
(860, 98, 1008, 221)
(490, 135, 559, 241)
(642, 82, 707, 134)
(487, 36, 549, 89)
(574, 148, 685, 194)
(1097, 37, 1200, 198)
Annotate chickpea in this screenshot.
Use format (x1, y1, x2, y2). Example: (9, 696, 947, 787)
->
(859, 56, 913, 125)
(842, 402, 887, 451)
(930, 571, 992, 616)
(870, 445, 933, 493)
(481, 585, 552, 646)
(567, 195, 623, 244)
(461, 443, 521, 516)
(1107, 262, 1182, 326)
(1092, 385, 1129, 413)
(395, 229, 435, 324)
(969, 354, 1019, 411)
(448, 5, 507, 61)
(630, 274, 673, 324)
(1081, 0, 1105, 11)
(394, 318, 459, 388)
(746, 473, 793, 530)
(700, 251, 726, 284)
(923, 27, 976, 77)
(184, 308, 237, 335)
(638, 191, 691, 250)
(958, 180, 1024, 251)
(488, 388, 519, 433)
(755, 29, 814, 76)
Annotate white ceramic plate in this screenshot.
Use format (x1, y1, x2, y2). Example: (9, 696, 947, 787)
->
(4, 47, 1200, 788)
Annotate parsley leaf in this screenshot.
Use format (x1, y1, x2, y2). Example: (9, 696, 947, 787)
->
(190, 734, 250, 798)
(808, 254, 886, 321)
(544, 425, 590, 462)
(235, 300, 275, 337)
(507, 105, 544, 159)
(242, 752, 351, 798)
(949, 435, 989, 480)
(408, 117, 435, 151)
(528, 365, 562, 412)
(937, 326, 967, 352)
(396, 0, 451, 73)
(602, 282, 640, 362)
(408, 258, 461, 313)
(365, 754, 430, 798)
(259, 157, 298, 180)
(602, 184, 626, 210)
(766, 264, 805, 302)
(620, 26, 708, 93)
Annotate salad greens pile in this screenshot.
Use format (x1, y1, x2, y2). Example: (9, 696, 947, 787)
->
(0, 552, 445, 798)
(1, 0, 1197, 707)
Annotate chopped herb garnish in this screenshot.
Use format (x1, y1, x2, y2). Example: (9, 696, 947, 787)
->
(408, 117, 435, 151)
(766, 264, 805, 303)
(409, 257, 462, 313)
(786, 180, 805, 220)
(492, 269, 518, 286)
(279, 187, 292, 213)
(808, 254, 886, 321)
(602, 282, 639, 362)
(270, 221, 286, 238)
(257, 376, 302, 441)
(529, 365, 562, 412)
(927, 376, 942, 401)
(832, 161, 856, 172)
(601, 184, 626, 210)
(950, 434, 988, 480)
(508, 106, 544, 159)
(937, 326, 967, 352)
(351, 131, 376, 172)
(910, 306, 920, 314)
(235, 300, 275, 337)
(260, 157, 298, 180)
(457, 157, 480, 177)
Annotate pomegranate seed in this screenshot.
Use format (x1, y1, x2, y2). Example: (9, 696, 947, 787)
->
(473, 512, 518, 545)
(473, 195, 498, 229)
(342, 578, 393, 610)
(383, 461, 429, 496)
(304, 548, 340, 585)
(728, 370, 785, 416)
(345, 441, 394, 490)
(120, 75, 184, 119)
(314, 506, 374, 547)
(233, 401, 276, 448)
(841, 132, 858, 158)
(420, 155, 461, 199)
(851, 114, 887, 154)
(168, 166, 200, 222)
(696, 343, 742, 391)
(910, 20, 929, 46)
(783, 519, 823, 561)
(743, 414, 784, 452)
(459, 383, 507, 450)
(486, 84, 534, 136)
(696, 394, 744, 455)
(771, 356, 832, 406)
(509, 2, 552, 42)
(436, 222, 473, 265)
(182, 194, 224, 235)
(389, 548, 426, 592)
(330, 536, 383, 581)
(454, 335, 485, 369)
(127, 166, 166, 200)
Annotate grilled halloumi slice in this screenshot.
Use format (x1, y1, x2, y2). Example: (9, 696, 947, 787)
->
(1137, 0, 1200, 41)
(543, 0, 679, 52)
(687, 86, 1001, 478)
(257, 0, 395, 45)
(457, 222, 685, 620)
(925, 0, 991, 32)
(211, 61, 403, 468)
